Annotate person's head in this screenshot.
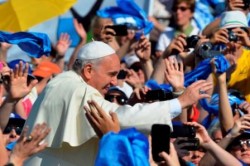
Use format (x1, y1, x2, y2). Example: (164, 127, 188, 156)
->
(92, 16, 113, 41)
(220, 11, 249, 55)
(172, 0, 195, 28)
(124, 55, 145, 84)
(182, 148, 205, 166)
(73, 41, 120, 96)
(105, 87, 128, 105)
(227, 133, 250, 164)
(211, 128, 223, 143)
(3, 113, 25, 144)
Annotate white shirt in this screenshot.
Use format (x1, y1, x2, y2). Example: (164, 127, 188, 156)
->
(24, 71, 181, 166)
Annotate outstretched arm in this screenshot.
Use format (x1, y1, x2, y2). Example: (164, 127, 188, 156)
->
(185, 122, 242, 166)
(0, 62, 37, 129)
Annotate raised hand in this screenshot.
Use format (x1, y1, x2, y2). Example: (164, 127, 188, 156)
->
(134, 35, 151, 61)
(100, 25, 116, 43)
(55, 33, 71, 56)
(164, 57, 184, 92)
(73, 19, 87, 42)
(5, 61, 38, 100)
(158, 143, 181, 166)
(84, 100, 120, 138)
(184, 122, 212, 146)
(227, 0, 245, 11)
(210, 58, 227, 83)
(125, 69, 143, 89)
(228, 114, 250, 137)
(210, 28, 229, 44)
(178, 80, 213, 109)
(163, 34, 187, 58)
(239, 102, 250, 114)
(9, 123, 50, 164)
(233, 27, 250, 47)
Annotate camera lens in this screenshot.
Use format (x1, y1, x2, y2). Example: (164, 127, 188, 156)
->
(228, 30, 238, 42)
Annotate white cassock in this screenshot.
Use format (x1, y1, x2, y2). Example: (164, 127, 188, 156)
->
(24, 71, 182, 166)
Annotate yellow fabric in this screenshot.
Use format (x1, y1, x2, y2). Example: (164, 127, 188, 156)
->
(0, 0, 76, 32)
(228, 49, 250, 102)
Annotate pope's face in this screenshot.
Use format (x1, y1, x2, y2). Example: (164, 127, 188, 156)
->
(88, 54, 120, 96)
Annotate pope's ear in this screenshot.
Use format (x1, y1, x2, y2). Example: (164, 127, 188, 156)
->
(81, 63, 93, 80)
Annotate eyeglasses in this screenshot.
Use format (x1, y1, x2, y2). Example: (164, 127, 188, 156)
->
(105, 95, 127, 105)
(172, 6, 190, 12)
(232, 139, 250, 150)
(3, 126, 23, 135)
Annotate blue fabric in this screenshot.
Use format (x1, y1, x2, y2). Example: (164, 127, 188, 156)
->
(145, 79, 172, 92)
(145, 55, 230, 91)
(6, 141, 17, 151)
(184, 55, 230, 87)
(0, 31, 51, 58)
(57, 17, 80, 47)
(199, 93, 245, 116)
(97, 0, 154, 37)
(95, 128, 149, 166)
(193, 1, 214, 30)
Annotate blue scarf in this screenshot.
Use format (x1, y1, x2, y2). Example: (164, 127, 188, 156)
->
(0, 31, 51, 58)
(184, 55, 230, 87)
(97, 0, 153, 38)
(95, 128, 149, 166)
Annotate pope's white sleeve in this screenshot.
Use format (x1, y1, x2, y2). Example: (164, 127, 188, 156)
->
(114, 98, 182, 133)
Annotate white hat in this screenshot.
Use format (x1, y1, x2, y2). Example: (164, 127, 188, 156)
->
(109, 82, 133, 98)
(78, 41, 115, 60)
(220, 11, 248, 29)
(124, 54, 140, 68)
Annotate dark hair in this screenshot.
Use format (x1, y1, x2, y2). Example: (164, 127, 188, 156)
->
(227, 133, 250, 151)
(172, 0, 196, 13)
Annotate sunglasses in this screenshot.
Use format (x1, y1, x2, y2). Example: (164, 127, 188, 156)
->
(231, 139, 250, 150)
(105, 95, 127, 105)
(172, 6, 190, 12)
(3, 126, 23, 135)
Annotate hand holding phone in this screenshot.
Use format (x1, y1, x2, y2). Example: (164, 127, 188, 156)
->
(105, 25, 128, 36)
(151, 124, 171, 162)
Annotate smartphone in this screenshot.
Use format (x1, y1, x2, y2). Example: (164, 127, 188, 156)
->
(145, 89, 173, 101)
(171, 125, 196, 138)
(117, 70, 128, 79)
(151, 124, 171, 163)
(105, 25, 128, 36)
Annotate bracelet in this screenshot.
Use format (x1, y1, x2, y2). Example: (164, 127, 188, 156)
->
(172, 88, 185, 97)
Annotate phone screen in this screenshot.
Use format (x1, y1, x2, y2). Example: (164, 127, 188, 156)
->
(151, 124, 171, 162)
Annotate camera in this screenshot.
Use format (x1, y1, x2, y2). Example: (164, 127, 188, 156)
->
(145, 89, 174, 101)
(171, 124, 196, 138)
(117, 70, 128, 79)
(228, 29, 238, 42)
(185, 35, 200, 49)
(196, 41, 222, 59)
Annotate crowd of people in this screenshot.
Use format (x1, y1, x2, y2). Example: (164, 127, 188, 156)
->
(1, 0, 250, 165)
